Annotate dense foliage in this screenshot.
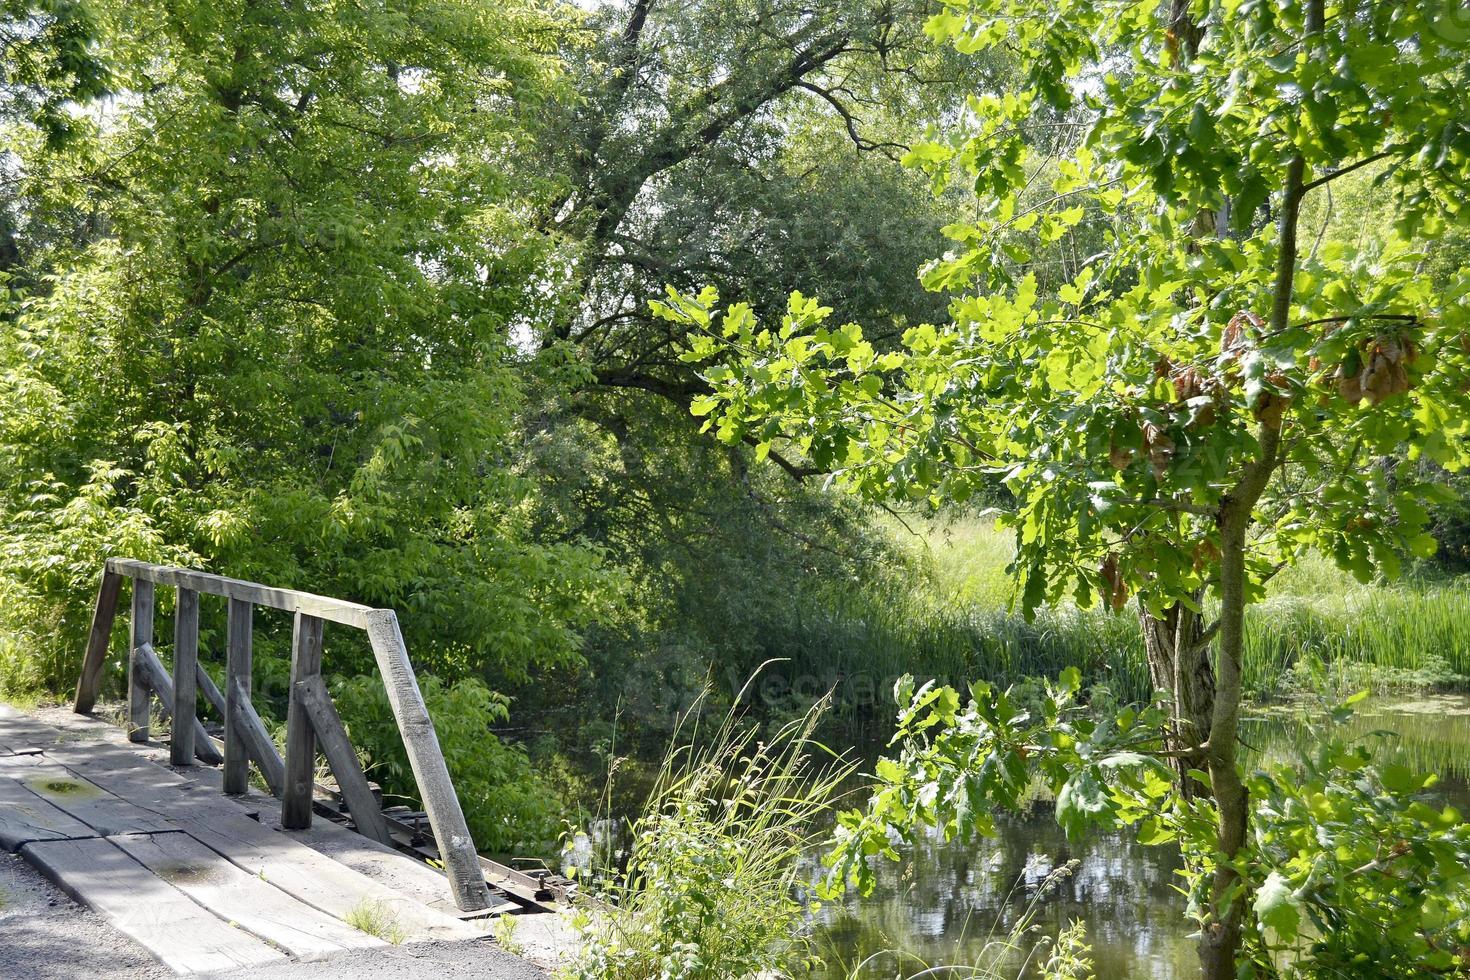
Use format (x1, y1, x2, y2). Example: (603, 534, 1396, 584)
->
(0, 0, 975, 849)
(0, 0, 620, 839)
(3, 0, 1470, 974)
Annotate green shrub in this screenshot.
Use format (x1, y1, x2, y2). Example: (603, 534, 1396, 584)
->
(1240, 727, 1470, 975)
(334, 674, 563, 854)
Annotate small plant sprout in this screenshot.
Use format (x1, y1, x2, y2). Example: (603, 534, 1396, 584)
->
(344, 900, 405, 945)
(492, 914, 524, 956)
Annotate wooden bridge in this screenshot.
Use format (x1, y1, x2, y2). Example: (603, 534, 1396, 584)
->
(1, 558, 568, 974)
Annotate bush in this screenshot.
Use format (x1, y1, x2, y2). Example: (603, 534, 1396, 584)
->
(1240, 721, 1470, 975)
(334, 674, 564, 854)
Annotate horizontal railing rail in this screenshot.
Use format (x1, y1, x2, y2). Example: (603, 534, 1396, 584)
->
(72, 557, 492, 912)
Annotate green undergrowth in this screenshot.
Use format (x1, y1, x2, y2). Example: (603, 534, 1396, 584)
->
(560, 689, 855, 980)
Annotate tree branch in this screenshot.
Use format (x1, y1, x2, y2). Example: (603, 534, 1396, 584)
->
(794, 80, 907, 158)
(743, 438, 822, 480)
(1289, 313, 1417, 330)
(1302, 149, 1396, 193)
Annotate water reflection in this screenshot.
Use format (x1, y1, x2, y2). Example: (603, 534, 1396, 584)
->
(803, 695, 1470, 979)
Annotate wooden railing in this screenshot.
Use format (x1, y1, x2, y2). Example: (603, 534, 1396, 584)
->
(72, 557, 493, 912)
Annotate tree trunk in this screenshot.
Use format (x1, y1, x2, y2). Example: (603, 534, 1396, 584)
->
(1198, 423, 1283, 978)
(1194, 0, 1313, 964)
(1139, 597, 1214, 799)
(1197, 514, 1251, 977)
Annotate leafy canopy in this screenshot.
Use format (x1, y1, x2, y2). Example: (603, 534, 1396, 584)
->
(663, 0, 1470, 619)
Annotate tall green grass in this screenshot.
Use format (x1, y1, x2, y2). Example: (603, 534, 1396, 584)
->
(561, 683, 856, 980)
(776, 519, 1470, 714)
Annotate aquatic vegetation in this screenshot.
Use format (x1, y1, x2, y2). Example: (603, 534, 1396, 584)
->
(823, 863, 1092, 980)
(786, 523, 1470, 720)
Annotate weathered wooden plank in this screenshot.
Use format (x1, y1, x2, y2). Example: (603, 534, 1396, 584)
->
(34, 751, 276, 858)
(198, 657, 227, 717)
(133, 643, 224, 766)
(0, 744, 43, 757)
(107, 558, 375, 629)
(0, 774, 97, 851)
(74, 567, 124, 714)
(0, 756, 174, 837)
(129, 579, 154, 743)
(175, 804, 482, 943)
(224, 597, 252, 795)
(37, 741, 207, 823)
(110, 831, 385, 957)
(282, 612, 324, 830)
(365, 608, 492, 911)
(171, 587, 200, 766)
(229, 677, 286, 796)
(294, 675, 391, 845)
(41, 738, 193, 788)
(0, 704, 62, 754)
(22, 835, 285, 974)
(217, 784, 512, 921)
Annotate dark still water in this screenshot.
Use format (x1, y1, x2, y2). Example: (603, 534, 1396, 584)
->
(802, 695, 1470, 979)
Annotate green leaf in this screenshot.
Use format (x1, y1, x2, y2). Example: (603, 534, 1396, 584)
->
(1381, 763, 1422, 796)
(1055, 769, 1109, 837)
(1254, 871, 1301, 942)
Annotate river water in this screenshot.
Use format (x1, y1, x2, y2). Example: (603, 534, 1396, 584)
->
(802, 694, 1470, 979)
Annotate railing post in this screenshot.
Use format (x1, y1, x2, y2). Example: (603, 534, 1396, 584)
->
(282, 611, 324, 829)
(365, 609, 492, 911)
(128, 579, 154, 743)
(74, 565, 123, 714)
(170, 588, 199, 766)
(223, 598, 253, 795)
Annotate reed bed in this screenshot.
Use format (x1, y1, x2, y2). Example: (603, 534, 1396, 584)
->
(777, 521, 1470, 714)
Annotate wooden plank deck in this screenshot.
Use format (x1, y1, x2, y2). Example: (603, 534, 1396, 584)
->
(0, 771, 97, 851)
(175, 811, 485, 943)
(0, 703, 64, 755)
(23, 835, 286, 974)
(0, 755, 178, 837)
(0, 707, 509, 975)
(33, 735, 499, 935)
(110, 830, 387, 958)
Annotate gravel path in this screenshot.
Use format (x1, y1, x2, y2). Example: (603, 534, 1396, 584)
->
(209, 940, 548, 979)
